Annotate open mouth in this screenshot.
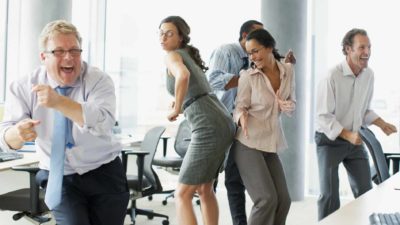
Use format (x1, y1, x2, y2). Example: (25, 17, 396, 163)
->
(61, 66, 74, 73)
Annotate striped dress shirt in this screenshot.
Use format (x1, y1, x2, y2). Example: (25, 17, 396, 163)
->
(207, 42, 248, 113)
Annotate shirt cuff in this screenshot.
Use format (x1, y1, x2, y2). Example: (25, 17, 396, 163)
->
(325, 122, 343, 141)
(233, 110, 245, 125)
(364, 110, 379, 125)
(80, 102, 101, 132)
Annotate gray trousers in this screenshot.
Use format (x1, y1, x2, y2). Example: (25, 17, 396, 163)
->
(233, 140, 291, 225)
(315, 132, 372, 221)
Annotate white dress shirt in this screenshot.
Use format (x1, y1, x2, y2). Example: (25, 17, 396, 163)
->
(0, 62, 121, 175)
(316, 60, 379, 140)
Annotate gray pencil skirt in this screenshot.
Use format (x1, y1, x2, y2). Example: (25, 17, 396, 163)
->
(179, 95, 235, 185)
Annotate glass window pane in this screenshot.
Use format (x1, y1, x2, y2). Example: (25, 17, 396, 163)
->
(0, 0, 7, 102)
(311, 0, 400, 196)
(105, 0, 261, 129)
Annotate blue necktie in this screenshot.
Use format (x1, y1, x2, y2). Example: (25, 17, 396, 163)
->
(44, 87, 75, 209)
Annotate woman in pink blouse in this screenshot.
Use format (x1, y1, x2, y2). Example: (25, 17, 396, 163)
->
(232, 28, 296, 225)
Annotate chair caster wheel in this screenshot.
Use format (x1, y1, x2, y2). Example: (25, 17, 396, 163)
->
(162, 200, 168, 205)
(162, 220, 169, 225)
(12, 213, 24, 221)
(147, 215, 154, 219)
(148, 195, 153, 201)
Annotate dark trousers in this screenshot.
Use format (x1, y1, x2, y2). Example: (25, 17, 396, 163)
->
(225, 143, 247, 225)
(315, 132, 372, 221)
(36, 157, 129, 225)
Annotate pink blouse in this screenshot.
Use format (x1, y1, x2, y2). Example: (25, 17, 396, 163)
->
(233, 61, 296, 153)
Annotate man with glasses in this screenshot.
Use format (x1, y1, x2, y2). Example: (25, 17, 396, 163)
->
(0, 20, 129, 225)
(207, 20, 295, 225)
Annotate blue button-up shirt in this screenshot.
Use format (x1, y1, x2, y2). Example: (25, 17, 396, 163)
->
(207, 42, 248, 113)
(0, 62, 121, 175)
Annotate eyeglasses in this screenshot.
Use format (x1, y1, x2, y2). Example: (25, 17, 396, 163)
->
(158, 30, 175, 38)
(45, 49, 83, 57)
(247, 47, 265, 57)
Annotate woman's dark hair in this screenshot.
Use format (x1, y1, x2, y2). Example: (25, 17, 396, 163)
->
(159, 16, 208, 72)
(341, 28, 368, 55)
(246, 29, 283, 60)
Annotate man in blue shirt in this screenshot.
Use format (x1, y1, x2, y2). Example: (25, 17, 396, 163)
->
(207, 20, 295, 225)
(0, 20, 129, 225)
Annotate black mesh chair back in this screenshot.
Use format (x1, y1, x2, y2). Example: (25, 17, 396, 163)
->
(140, 126, 166, 192)
(359, 126, 390, 184)
(124, 126, 170, 225)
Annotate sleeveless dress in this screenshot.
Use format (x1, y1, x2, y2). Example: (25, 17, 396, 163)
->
(166, 48, 235, 185)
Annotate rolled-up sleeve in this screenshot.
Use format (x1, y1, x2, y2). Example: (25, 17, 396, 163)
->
(207, 48, 235, 91)
(0, 79, 32, 151)
(316, 77, 343, 140)
(283, 64, 296, 117)
(79, 75, 116, 136)
(234, 72, 251, 124)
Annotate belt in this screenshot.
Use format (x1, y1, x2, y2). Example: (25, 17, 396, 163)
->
(182, 93, 209, 110)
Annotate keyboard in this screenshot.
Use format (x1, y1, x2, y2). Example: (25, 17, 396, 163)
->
(0, 152, 24, 162)
(370, 212, 400, 225)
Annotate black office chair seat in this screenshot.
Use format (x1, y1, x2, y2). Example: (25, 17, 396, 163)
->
(0, 188, 47, 212)
(126, 175, 152, 190)
(153, 156, 182, 168)
(0, 166, 51, 224)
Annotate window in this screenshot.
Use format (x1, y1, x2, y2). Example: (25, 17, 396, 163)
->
(309, 0, 400, 196)
(0, 0, 8, 102)
(103, 0, 261, 129)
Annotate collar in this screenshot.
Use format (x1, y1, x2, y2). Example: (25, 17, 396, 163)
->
(341, 60, 364, 77)
(249, 60, 287, 79)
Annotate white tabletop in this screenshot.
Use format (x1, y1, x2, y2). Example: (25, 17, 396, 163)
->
(319, 172, 400, 225)
(0, 152, 39, 172)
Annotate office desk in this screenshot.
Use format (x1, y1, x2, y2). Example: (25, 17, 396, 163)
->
(120, 125, 178, 154)
(319, 172, 400, 225)
(0, 152, 39, 172)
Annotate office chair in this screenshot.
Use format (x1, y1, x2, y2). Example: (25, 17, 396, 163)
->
(152, 120, 191, 205)
(385, 153, 400, 174)
(0, 165, 51, 224)
(122, 126, 169, 225)
(359, 127, 390, 184)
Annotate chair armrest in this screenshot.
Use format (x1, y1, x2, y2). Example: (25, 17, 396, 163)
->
(11, 165, 40, 173)
(161, 137, 170, 157)
(11, 165, 41, 214)
(384, 153, 400, 174)
(122, 150, 149, 191)
(385, 153, 400, 158)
